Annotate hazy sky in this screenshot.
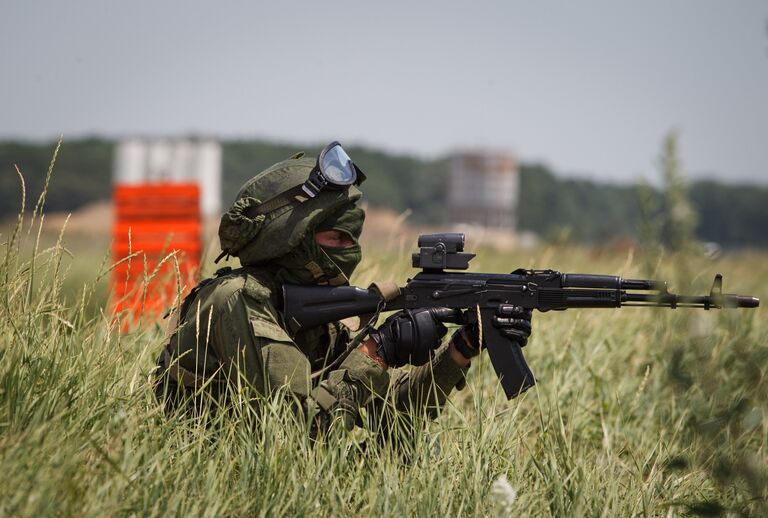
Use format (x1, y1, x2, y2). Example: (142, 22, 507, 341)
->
(2, 1, 767, 184)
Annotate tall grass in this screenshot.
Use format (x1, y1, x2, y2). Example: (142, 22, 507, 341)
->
(1, 160, 766, 516)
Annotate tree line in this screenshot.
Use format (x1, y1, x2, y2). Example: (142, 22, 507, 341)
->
(1, 138, 765, 248)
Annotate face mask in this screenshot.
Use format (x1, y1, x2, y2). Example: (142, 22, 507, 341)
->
(318, 241, 361, 282)
(272, 204, 364, 286)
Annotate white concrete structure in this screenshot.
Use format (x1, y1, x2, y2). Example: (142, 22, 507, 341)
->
(448, 151, 518, 229)
(114, 138, 222, 216)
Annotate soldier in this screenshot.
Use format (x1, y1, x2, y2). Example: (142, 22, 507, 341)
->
(154, 142, 533, 436)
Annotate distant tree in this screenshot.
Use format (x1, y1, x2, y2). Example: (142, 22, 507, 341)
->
(659, 131, 698, 253)
(690, 181, 768, 248)
(0, 139, 112, 219)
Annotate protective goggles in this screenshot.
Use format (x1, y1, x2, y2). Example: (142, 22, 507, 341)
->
(303, 141, 363, 197)
(247, 141, 365, 217)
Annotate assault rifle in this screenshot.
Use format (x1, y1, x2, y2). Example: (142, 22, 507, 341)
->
(283, 233, 759, 399)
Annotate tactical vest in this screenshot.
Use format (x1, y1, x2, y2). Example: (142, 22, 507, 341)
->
(157, 266, 351, 390)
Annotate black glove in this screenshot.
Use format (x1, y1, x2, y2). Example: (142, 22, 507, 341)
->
(371, 308, 460, 367)
(451, 305, 533, 360)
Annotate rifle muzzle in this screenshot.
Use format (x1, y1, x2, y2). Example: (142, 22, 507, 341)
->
(731, 295, 760, 308)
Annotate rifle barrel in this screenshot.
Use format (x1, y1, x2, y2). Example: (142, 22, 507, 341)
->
(623, 293, 759, 309)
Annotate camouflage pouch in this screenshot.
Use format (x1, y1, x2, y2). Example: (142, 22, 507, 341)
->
(218, 196, 266, 257)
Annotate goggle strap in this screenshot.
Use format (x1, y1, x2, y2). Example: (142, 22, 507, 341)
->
(245, 184, 309, 218)
(353, 163, 366, 185)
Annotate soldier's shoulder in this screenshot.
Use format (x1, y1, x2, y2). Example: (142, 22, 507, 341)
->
(242, 270, 275, 302)
(213, 267, 290, 341)
(199, 267, 276, 307)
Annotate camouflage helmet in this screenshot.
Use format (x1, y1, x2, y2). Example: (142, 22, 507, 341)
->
(218, 152, 363, 265)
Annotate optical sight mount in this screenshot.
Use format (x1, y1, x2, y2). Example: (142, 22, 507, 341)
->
(412, 233, 476, 271)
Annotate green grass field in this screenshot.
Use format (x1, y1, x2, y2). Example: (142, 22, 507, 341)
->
(1, 207, 766, 517)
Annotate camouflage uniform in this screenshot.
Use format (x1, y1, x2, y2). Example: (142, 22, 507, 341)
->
(155, 153, 468, 433)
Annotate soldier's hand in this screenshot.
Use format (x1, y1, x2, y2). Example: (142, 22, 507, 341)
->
(371, 308, 459, 367)
(450, 305, 533, 360)
(493, 304, 533, 345)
